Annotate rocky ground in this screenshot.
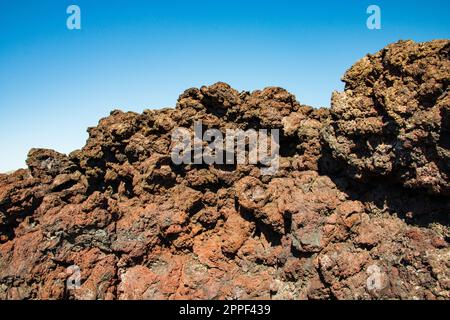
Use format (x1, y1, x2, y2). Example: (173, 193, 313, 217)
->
(0, 40, 449, 300)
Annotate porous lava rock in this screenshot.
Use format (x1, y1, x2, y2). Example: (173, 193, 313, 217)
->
(0, 40, 448, 300)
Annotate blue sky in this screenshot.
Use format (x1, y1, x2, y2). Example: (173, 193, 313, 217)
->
(1, 0, 449, 172)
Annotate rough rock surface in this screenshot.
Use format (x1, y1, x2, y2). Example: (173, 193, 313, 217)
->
(323, 40, 450, 196)
(0, 40, 449, 300)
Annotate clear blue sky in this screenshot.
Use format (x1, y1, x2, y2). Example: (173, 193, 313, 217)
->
(1, 0, 449, 172)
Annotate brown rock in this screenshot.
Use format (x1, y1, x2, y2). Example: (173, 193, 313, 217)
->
(0, 40, 448, 300)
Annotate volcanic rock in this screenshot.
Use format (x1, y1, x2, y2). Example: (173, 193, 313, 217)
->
(0, 40, 448, 300)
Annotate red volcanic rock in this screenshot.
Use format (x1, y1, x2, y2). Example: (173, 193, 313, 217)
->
(0, 40, 449, 300)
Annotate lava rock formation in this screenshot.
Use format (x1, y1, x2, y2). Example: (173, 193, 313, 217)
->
(0, 40, 449, 300)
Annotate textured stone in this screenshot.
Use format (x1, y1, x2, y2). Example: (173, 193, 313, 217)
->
(0, 40, 448, 300)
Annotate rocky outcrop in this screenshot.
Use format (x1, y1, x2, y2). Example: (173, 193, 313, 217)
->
(323, 40, 449, 196)
(0, 40, 448, 300)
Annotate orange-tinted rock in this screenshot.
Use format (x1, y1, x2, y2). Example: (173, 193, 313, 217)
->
(0, 40, 448, 300)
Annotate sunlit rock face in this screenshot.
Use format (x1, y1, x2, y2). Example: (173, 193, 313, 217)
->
(0, 40, 448, 300)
